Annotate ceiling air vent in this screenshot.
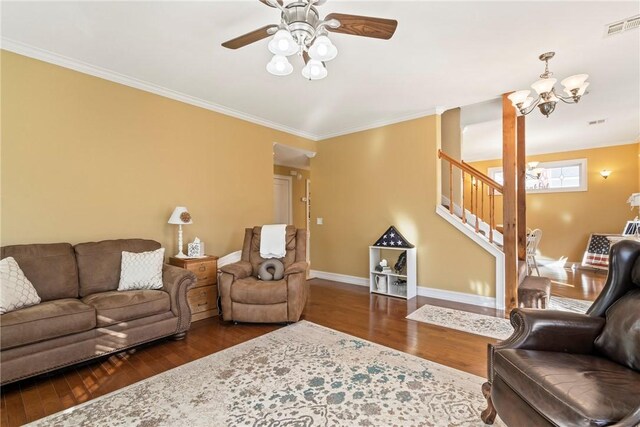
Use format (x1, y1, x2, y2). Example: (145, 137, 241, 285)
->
(588, 119, 606, 126)
(624, 15, 640, 31)
(605, 15, 640, 37)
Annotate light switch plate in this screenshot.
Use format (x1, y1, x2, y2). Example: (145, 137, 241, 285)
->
(316, 217, 323, 225)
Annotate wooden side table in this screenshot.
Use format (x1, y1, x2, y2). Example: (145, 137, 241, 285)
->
(168, 255, 219, 321)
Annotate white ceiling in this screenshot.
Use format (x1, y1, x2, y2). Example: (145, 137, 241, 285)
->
(2, 1, 639, 151)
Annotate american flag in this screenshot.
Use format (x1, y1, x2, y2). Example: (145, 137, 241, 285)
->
(582, 234, 611, 269)
(373, 226, 414, 248)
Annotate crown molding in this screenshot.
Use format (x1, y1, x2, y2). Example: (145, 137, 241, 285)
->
(2, 38, 446, 143)
(1, 38, 319, 141)
(315, 107, 444, 140)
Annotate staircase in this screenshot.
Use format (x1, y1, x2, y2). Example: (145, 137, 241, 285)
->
(436, 149, 506, 310)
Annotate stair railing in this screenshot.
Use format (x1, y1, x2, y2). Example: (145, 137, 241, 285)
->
(438, 149, 504, 244)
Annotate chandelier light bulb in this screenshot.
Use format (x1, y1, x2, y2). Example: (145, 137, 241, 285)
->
(531, 78, 557, 95)
(309, 35, 338, 61)
(268, 29, 298, 56)
(507, 90, 531, 107)
(302, 59, 328, 80)
(266, 55, 293, 76)
(561, 74, 589, 92)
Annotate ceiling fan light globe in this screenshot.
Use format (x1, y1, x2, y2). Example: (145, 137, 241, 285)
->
(301, 59, 327, 80)
(266, 55, 293, 76)
(268, 30, 298, 56)
(561, 74, 589, 91)
(309, 35, 337, 61)
(531, 78, 557, 95)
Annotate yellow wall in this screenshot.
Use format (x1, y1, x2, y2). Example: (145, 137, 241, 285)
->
(310, 116, 497, 297)
(273, 165, 310, 230)
(1, 51, 316, 256)
(468, 143, 640, 262)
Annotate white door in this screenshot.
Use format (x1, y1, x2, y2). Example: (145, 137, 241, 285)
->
(274, 175, 292, 225)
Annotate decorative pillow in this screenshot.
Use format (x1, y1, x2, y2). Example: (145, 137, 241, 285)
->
(594, 289, 640, 370)
(118, 248, 165, 291)
(258, 259, 285, 281)
(0, 257, 41, 314)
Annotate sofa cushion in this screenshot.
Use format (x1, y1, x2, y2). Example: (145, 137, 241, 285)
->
(74, 239, 161, 297)
(495, 349, 640, 427)
(0, 299, 96, 350)
(0, 243, 78, 301)
(231, 277, 287, 304)
(82, 290, 170, 327)
(594, 289, 640, 370)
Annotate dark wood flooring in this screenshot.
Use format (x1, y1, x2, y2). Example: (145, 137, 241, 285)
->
(0, 268, 606, 426)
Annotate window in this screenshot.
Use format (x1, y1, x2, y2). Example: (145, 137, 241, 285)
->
(488, 159, 588, 193)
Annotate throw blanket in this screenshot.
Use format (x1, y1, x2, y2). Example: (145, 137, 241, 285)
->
(260, 224, 287, 259)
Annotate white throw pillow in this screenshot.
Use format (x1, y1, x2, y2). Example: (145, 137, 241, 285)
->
(0, 257, 41, 314)
(118, 248, 165, 291)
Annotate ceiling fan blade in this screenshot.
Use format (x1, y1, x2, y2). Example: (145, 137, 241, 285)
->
(221, 25, 277, 49)
(258, 0, 284, 7)
(324, 13, 397, 40)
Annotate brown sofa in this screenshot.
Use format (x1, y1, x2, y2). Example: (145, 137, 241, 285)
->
(482, 240, 640, 427)
(0, 239, 196, 385)
(218, 226, 308, 323)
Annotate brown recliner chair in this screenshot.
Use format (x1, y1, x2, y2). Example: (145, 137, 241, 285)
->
(482, 239, 640, 427)
(218, 226, 309, 323)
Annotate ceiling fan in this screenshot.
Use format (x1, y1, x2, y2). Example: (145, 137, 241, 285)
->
(221, 0, 398, 80)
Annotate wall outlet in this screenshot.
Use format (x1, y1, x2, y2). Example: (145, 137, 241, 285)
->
(316, 217, 323, 225)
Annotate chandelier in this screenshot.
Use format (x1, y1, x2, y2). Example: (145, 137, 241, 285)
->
(508, 52, 589, 117)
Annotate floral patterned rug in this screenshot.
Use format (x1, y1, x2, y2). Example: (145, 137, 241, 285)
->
(406, 296, 592, 340)
(29, 321, 501, 427)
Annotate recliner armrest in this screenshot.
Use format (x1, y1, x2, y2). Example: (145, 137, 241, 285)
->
(284, 261, 308, 276)
(162, 264, 197, 332)
(498, 308, 605, 354)
(219, 261, 253, 280)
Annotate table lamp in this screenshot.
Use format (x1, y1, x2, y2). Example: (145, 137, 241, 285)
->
(168, 206, 193, 258)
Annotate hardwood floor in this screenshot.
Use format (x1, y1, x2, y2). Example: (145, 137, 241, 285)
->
(0, 272, 606, 426)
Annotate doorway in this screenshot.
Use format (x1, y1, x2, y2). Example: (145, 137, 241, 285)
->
(273, 175, 293, 225)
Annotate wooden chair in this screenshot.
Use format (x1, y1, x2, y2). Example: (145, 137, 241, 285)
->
(526, 229, 542, 276)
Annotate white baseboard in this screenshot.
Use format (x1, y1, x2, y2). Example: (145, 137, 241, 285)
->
(309, 270, 497, 308)
(310, 270, 369, 287)
(416, 286, 497, 308)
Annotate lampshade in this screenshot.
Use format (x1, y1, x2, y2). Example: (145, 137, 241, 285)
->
(507, 90, 531, 106)
(561, 74, 589, 91)
(266, 55, 293, 76)
(309, 35, 338, 61)
(522, 97, 534, 109)
(531, 78, 557, 95)
(268, 30, 298, 56)
(301, 59, 327, 80)
(168, 206, 193, 225)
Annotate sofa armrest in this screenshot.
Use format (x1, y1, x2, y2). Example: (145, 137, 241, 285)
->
(162, 264, 197, 333)
(487, 308, 605, 382)
(284, 261, 309, 277)
(219, 261, 252, 280)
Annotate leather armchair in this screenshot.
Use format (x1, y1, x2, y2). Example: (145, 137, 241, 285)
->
(482, 240, 640, 427)
(218, 226, 309, 323)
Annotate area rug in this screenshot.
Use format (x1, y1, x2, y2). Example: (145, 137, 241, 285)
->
(30, 321, 501, 427)
(406, 296, 592, 341)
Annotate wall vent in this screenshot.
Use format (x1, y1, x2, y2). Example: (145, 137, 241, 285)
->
(588, 119, 606, 126)
(605, 15, 640, 37)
